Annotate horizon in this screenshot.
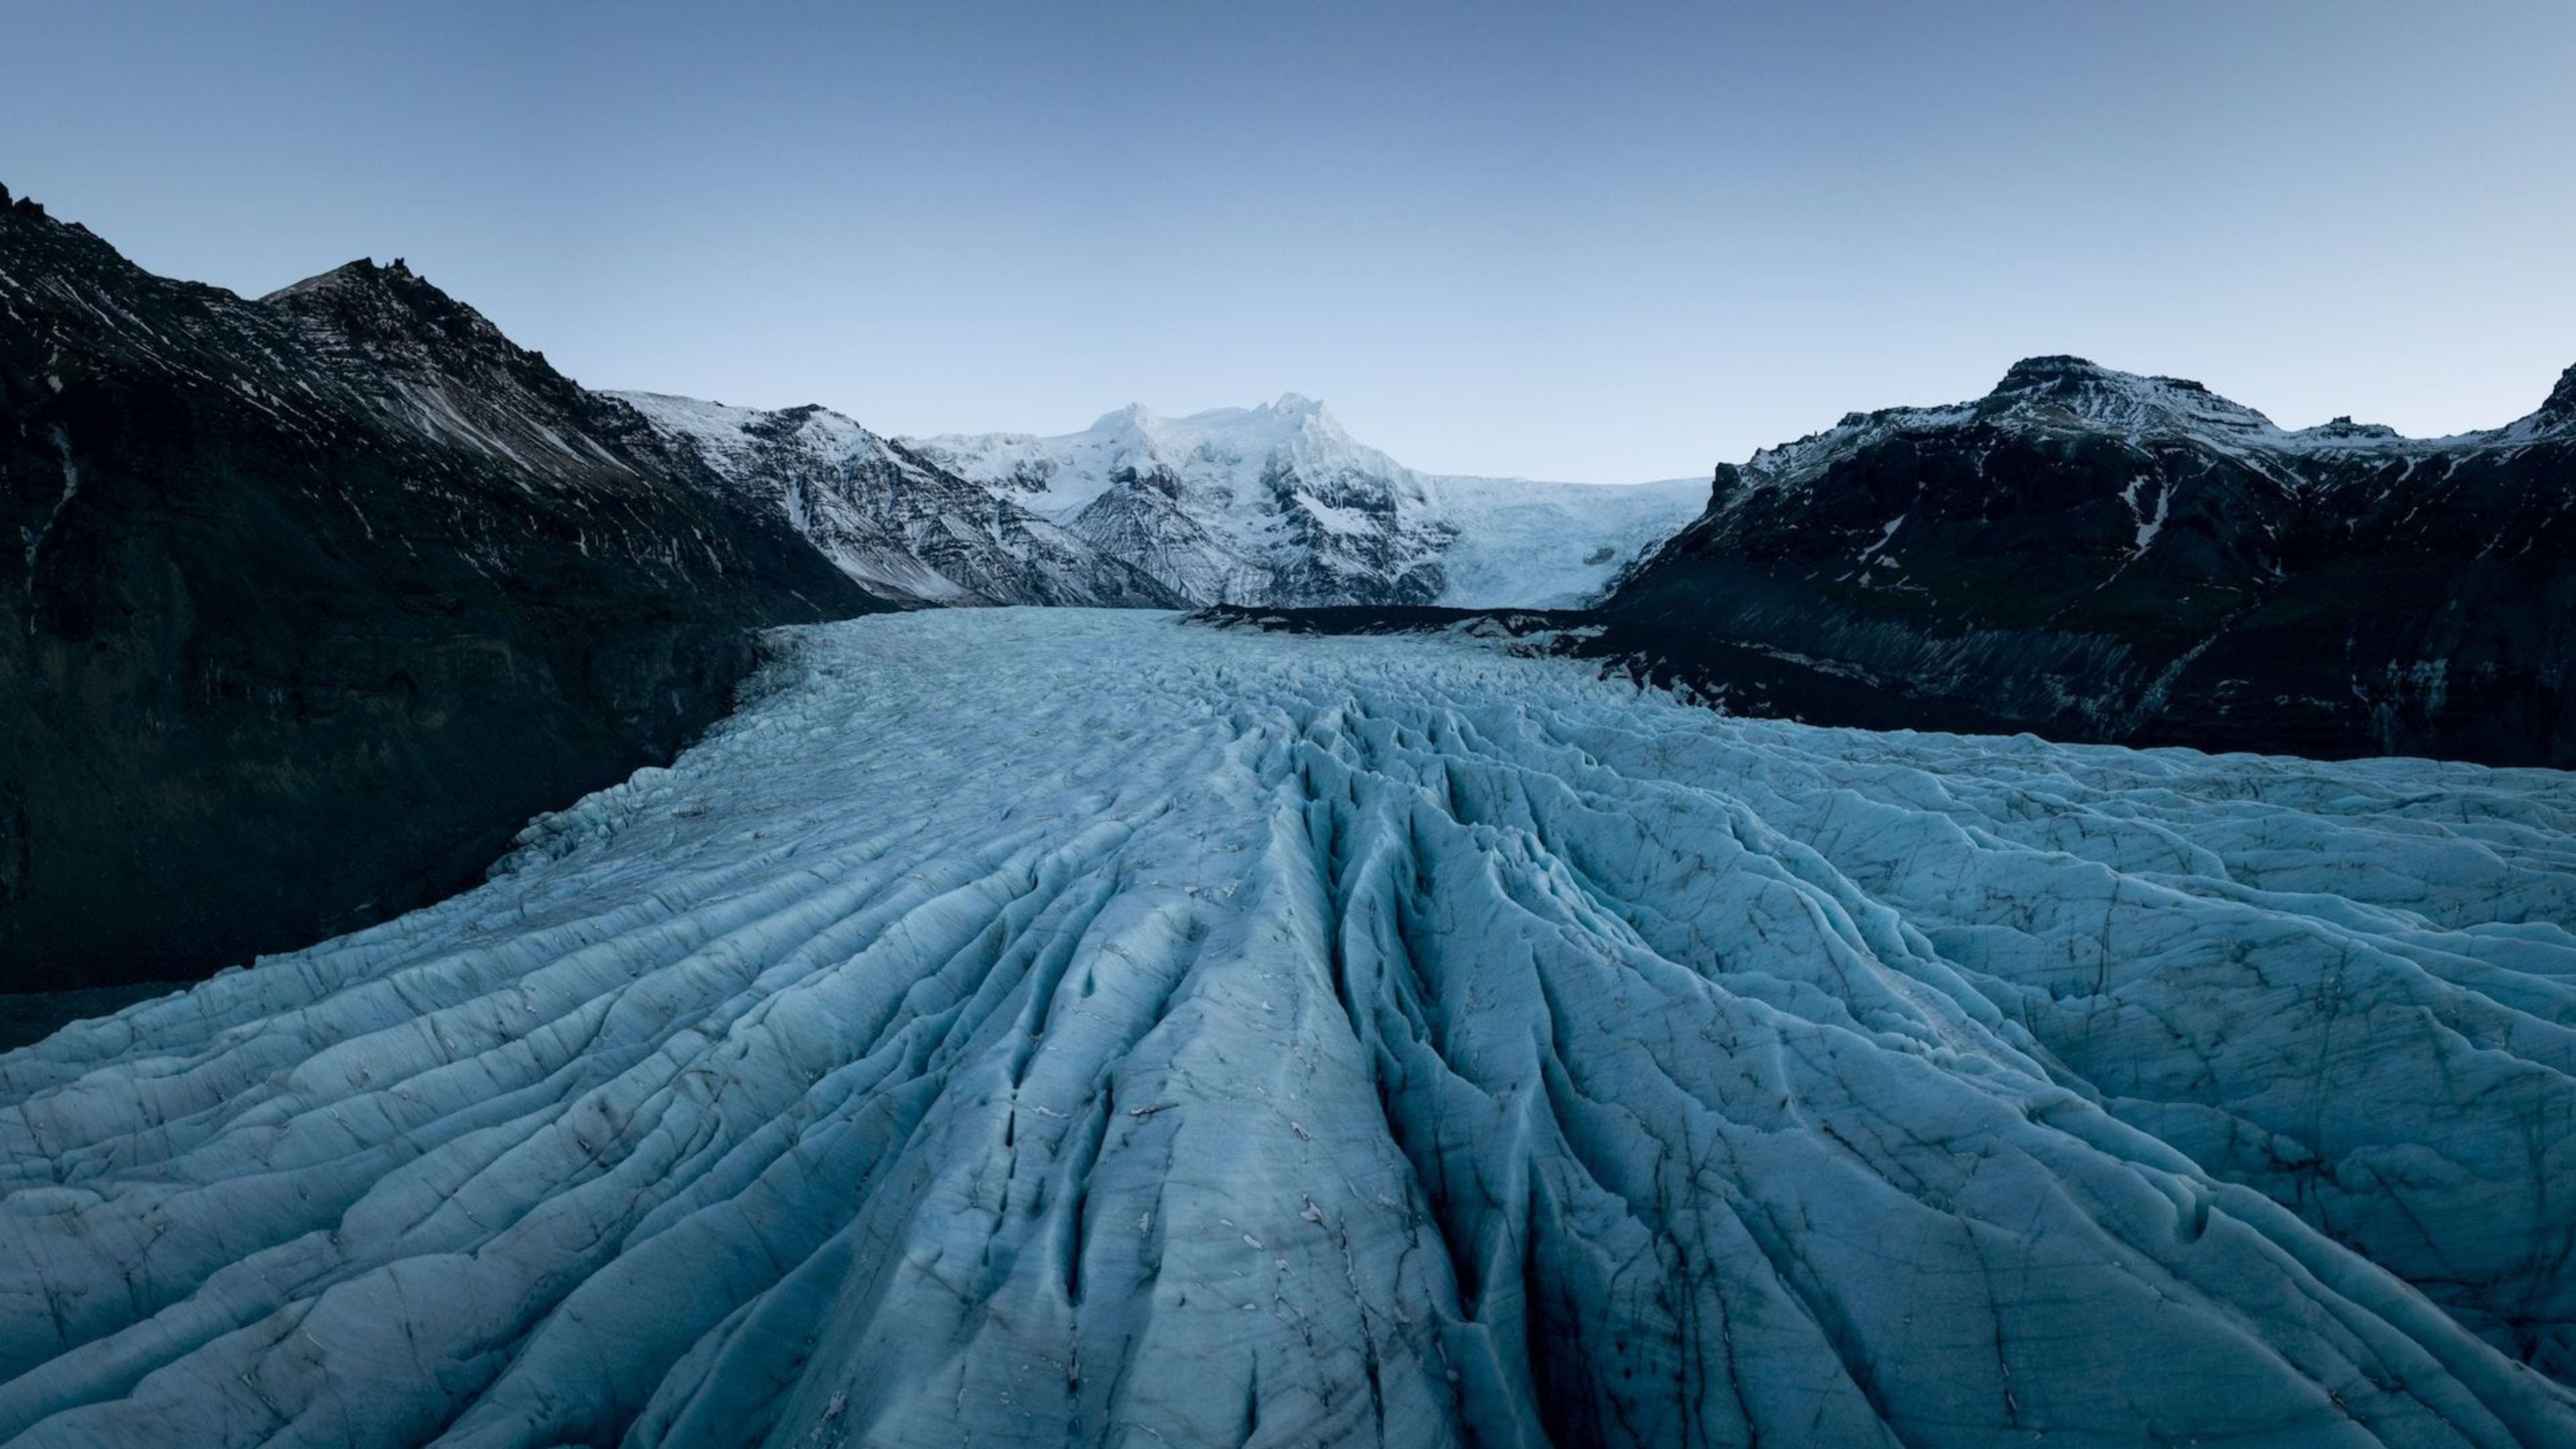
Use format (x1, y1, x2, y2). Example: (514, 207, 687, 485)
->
(9, 1, 2573, 482)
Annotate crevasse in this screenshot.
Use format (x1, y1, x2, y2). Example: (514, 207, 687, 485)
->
(1, 609, 2570, 1446)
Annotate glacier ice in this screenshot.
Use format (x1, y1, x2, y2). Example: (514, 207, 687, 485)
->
(2, 608, 2572, 1446)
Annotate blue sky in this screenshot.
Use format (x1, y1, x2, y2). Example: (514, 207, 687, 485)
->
(8, 1, 2573, 480)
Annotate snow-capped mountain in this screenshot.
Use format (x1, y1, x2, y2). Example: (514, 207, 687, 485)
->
(0, 186, 879, 991)
(1602, 354, 2576, 765)
(6, 609, 2571, 1444)
(610, 393, 1183, 607)
(1710, 353, 2576, 496)
(908, 394, 1705, 607)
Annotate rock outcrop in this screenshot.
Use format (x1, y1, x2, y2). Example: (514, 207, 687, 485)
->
(0, 192, 883, 989)
(1599, 356, 2576, 765)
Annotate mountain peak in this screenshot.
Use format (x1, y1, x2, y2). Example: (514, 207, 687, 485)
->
(1996, 355, 2113, 389)
(0, 186, 135, 274)
(1982, 355, 2277, 436)
(2541, 362, 2576, 421)
(1091, 402, 1162, 432)
(260, 254, 540, 376)
(2296, 415, 2402, 443)
(260, 256, 401, 303)
(1265, 391, 1325, 417)
(1993, 356, 2222, 399)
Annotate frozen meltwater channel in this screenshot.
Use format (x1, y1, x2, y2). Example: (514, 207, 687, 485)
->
(3, 610, 2574, 1447)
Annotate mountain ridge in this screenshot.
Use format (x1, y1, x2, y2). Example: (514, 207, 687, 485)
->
(1596, 352, 2576, 764)
(607, 390, 1185, 607)
(0, 188, 883, 989)
(907, 396, 1706, 608)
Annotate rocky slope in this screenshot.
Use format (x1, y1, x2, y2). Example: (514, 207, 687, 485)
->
(610, 392, 1184, 607)
(1600, 355, 2576, 765)
(910, 395, 1705, 608)
(0, 186, 883, 991)
(3, 609, 2569, 1445)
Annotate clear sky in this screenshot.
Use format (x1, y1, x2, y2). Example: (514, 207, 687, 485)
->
(7, 1, 2573, 482)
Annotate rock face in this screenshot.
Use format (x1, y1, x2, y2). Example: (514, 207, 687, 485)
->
(1602, 356, 2576, 765)
(0, 192, 883, 991)
(1, 609, 2569, 1446)
(610, 392, 1186, 607)
(910, 395, 1705, 608)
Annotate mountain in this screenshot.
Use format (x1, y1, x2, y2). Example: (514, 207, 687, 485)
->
(0, 186, 882, 991)
(1599, 355, 2576, 765)
(608, 392, 1185, 607)
(4, 608, 2569, 1444)
(909, 394, 1705, 608)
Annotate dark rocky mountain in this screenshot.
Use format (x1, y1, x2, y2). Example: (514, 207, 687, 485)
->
(1595, 356, 2576, 765)
(0, 186, 883, 991)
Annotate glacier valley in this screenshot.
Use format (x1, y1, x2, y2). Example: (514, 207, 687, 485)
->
(2, 609, 2571, 1446)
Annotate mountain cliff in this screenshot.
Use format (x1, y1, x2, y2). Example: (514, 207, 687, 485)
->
(1600, 355, 2576, 764)
(0, 186, 882, 989)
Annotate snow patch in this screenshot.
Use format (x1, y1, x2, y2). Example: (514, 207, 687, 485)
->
(20, 426, 79, 629)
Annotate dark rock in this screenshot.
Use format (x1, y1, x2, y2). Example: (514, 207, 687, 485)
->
(0, 198, 885, 990)
(2542, 362, 2576, 421)
(1593, 357, 2576, 766)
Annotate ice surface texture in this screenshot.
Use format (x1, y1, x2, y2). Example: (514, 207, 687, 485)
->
(3, 610, 2572, 1446)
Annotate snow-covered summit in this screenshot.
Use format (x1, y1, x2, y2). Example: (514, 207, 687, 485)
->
(1984, 354, 2288, 439)
(609, 390, 1181, 608)
(925, 393, 1415, 518)
(910, 397, 1703, 607)
(1743, 347, 2576, 499)
(603, 388, 1698, 610)
(1744, 354, 2576, 500)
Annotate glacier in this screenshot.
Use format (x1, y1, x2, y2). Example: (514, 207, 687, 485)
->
(2, 608, 2572, 1447)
